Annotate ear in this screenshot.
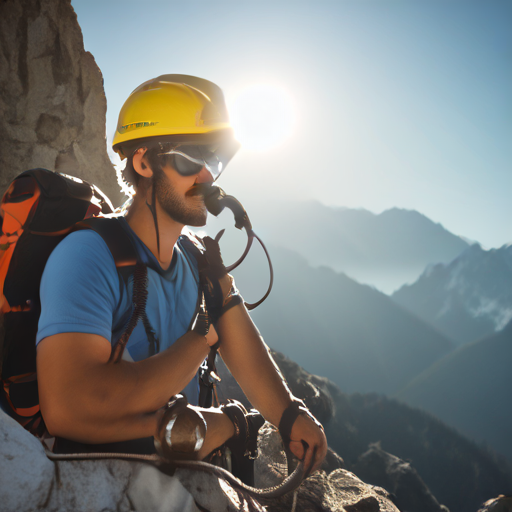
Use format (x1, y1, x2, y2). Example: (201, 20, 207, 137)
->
(132, 148, 153, 178)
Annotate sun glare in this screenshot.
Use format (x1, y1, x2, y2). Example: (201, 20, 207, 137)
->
(229, 84, 296, 151)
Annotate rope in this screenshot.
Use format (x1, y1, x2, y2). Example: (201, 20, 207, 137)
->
(44, 446, 306, 500)
(291, 490, 298, 512)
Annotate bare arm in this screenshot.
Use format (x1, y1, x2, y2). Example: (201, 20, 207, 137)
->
(216, 306, 292, 426)
(215, 303, 328, 472)
(198, 234, 327, 472)
(37, 329, 214, 443)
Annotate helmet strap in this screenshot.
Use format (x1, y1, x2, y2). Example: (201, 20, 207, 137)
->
(146, 178, 161, 257)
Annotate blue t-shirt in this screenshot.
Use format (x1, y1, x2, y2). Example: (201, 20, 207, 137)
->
(37, 218, 201, 404)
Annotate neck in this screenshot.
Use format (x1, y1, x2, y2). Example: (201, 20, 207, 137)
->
(125, 191, 183, 270)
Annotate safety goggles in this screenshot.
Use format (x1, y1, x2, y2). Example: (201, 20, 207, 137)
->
(156, 138, 240, 181)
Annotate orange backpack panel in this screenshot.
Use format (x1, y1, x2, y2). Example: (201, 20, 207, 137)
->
(0, 169, 111, 436)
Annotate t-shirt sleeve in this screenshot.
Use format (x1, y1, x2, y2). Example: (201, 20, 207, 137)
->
(36, 230, 121, 344)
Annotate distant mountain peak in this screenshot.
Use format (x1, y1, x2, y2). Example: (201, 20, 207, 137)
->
(393, 243, 512, 343)
(243, 199, 470, 293)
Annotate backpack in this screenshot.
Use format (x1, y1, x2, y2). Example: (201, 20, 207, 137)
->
(0, 168, 214, 437)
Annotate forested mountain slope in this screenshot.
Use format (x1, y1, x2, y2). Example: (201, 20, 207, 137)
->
(396, 320, 512, 464)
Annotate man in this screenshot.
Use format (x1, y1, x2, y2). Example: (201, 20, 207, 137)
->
(36, 75, 327, 474)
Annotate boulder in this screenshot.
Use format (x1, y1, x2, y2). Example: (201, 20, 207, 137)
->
(255, 424, 399, 512)
(478, 495, 512, 512)
(0, 411, 200, 512)
(351, 442, 448, 512)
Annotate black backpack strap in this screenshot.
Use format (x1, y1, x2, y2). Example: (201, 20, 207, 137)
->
(73, 217, 158, 361)
(74, 217, 138, 268)
(179, 230, 208, 271)
(180, 231, 220, 408)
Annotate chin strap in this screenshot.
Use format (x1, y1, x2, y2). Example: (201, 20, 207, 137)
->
(146, 180, 160, 256)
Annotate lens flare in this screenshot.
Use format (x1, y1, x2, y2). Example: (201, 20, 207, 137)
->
(229, 84, 296, 151)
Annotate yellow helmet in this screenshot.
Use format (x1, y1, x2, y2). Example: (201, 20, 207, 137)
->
(113, 74, 237, 159)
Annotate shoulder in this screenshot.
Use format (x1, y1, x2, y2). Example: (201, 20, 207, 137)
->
(43, 229, 119, 290)
(38, 230, 123, 344)
(49, 229, 116, 269)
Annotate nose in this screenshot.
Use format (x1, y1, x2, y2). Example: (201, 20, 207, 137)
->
(196, 166, 214, 184)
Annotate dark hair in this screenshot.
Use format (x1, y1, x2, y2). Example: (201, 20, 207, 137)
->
(121, 155, 140, 188)
(117, 142, 174, 189)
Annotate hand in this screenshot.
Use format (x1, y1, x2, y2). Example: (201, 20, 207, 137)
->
(200, 235, 243, 323)
(288, 412, 328, 475)
(205, 324, 218, 347)
(201, 234, 228, 281)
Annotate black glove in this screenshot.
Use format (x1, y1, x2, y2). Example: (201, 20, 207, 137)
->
(200, 235, 243, 324)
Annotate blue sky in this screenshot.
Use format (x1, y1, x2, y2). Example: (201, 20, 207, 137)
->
(72, 0, 511, 248)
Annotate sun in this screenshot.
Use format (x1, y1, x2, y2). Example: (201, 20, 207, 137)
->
(228, 84, 296, 151)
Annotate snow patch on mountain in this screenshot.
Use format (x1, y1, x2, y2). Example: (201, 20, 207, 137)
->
(469, 299, 512, 331)
(393, 243, 512, 344)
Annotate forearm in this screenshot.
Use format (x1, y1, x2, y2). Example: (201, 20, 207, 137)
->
(216, 304, 293, 427)
(107, 331, 210, 413)
(37, 330, 210, 442)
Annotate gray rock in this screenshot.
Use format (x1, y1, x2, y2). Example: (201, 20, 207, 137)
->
(45, 459, 137, 512)
(176, 467, 265, 512)
(254, 423, 399, 512)
(0, 0, 125, 206)
(351, 442, 448, 512)
(0, 410, 54, 511)
(478, 495, 512, 512)
(258, 469, 400, 512)
(0, 410, 239, 512)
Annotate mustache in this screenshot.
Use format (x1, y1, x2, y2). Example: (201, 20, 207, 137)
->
(186, 183, 213, 198)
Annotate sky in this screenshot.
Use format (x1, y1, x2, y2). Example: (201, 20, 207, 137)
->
(71, 0, 512, 249)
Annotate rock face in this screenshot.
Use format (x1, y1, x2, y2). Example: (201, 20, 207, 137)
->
(0, 0, 124, 205)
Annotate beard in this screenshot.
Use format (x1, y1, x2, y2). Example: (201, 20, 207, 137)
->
(153, 170, 207, 227)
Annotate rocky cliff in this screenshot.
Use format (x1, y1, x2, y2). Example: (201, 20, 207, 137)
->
(0, 0, 124, 205)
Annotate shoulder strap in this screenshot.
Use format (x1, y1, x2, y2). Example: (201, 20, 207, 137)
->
(74, 217, 138, 268)
(180, 231, 221, 408)
(179, 230, 208, 273)
(73, 217, 157, 362)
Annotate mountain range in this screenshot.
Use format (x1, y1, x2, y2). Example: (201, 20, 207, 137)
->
(201, 201, 512, 466)
(229, 241, 454, 395)
(231, 199, 470, 293)
(393, 243, 512, 344)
